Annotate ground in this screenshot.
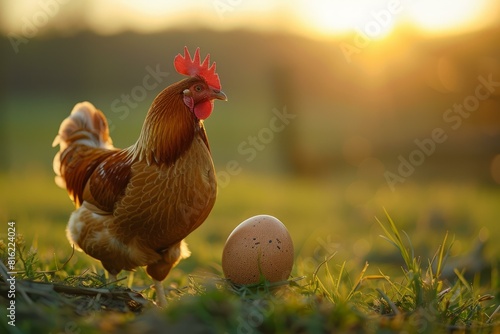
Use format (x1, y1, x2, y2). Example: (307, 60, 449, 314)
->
(1, 172, 499, 333)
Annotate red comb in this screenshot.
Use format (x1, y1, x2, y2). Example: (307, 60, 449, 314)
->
(174, 47, 221, 90)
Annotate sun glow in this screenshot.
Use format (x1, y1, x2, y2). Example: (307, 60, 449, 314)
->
(407, 0, 489, 33)
(297, 0, 495, 39)
(122, 0, 177, 16)
(300, 0, 397, 38)
(0, 0, 497, 38)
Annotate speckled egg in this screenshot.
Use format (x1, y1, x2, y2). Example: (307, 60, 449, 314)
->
(222, 215, 294, 285)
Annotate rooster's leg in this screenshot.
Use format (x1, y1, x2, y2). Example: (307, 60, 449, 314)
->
(153, 280, 167, 307)
(148, 242, 191, 307)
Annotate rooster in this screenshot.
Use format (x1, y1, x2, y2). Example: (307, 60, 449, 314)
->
(52, 47, 226, 306)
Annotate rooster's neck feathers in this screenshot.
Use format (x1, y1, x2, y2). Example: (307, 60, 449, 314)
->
(129, 79, 203, 165)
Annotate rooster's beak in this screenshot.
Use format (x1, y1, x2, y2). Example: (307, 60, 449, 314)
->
(212, 89, 228, 101)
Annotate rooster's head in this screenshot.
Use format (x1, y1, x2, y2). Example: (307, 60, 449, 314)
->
(174, 47, 227, 120)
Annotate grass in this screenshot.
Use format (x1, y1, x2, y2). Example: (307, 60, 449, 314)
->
(1, 173, 499, 333)
(0, 99, 499, 332)
(374, 211, 497, 332)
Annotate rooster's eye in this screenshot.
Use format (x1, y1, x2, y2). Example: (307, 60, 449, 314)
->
(195, 85, 203, 92)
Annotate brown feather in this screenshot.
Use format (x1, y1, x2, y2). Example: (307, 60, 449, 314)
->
(57, 76, 218, 284)
(58, 146, 117, 207)
(113, 131, 216, 251)
(129, 77, 202, 165)
(83, 150, 133, 212)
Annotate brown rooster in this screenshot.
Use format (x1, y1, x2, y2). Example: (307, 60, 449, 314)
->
(52, 47, 226, 306)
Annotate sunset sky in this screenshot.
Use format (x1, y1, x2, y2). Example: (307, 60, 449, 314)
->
(1, 0, 499, 39)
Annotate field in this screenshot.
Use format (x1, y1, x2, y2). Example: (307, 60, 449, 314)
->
(1, 29, 500, 333)
(1, 154, 500, 333)
(2, 91, 500, 333)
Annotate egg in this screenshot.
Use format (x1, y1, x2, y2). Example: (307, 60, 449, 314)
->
(222, 215, 294, 285)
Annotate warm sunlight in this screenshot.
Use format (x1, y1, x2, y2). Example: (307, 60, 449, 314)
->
(296, 0, 496, 39)
(298, 0, 398, 38)
(122, 0, 178, 17)
(0, 0, 498, 38)
(407, 0, 491, 34)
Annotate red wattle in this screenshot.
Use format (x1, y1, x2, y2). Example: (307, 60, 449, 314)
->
(194, 100, 214, 120)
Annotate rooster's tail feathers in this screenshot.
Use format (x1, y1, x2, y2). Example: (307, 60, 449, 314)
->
(53, 102, 114, 188)
(52, 102, 113, 150)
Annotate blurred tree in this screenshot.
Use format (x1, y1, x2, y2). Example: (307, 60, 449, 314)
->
(269, 65, 303, 175)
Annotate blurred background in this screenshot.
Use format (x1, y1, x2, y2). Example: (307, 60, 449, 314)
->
(1, 0, 499, 277)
